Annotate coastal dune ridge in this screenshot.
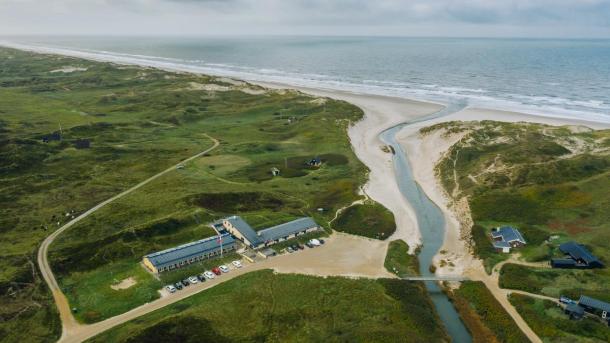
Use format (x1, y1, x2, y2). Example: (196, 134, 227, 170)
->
(2, 40, 610, 125)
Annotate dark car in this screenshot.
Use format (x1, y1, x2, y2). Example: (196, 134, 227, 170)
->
(305, 242, 314, 248)
(182, 279, 190, 286)
(291, 244, 299, 251)
(297, 244, 305, 250)
(212, 267, 222, 275)
(174, 282, 183, 290)
(197, 273, 206, 282)
(319, 239, 325, 245)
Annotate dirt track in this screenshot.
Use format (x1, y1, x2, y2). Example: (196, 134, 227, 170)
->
(37, 134, 219, 342)
(58, 232, 392, 342)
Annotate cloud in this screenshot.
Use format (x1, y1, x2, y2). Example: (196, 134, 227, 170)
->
(0, 0, 609, 37)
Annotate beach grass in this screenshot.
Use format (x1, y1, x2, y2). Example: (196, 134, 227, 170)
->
(333, 202, 396, 239)
(447, 281, 529, 343)
(384, 239, 420, 277)
(87, 270, 449, 343)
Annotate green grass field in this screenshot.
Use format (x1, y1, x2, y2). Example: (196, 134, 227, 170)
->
(429, 120, 610, 340)
(87, 270, 449, 343)
(0, 48, 400, 340)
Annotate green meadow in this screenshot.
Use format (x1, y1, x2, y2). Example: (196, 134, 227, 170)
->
(0, 48, 396, 340)
(87, 270, 449, 343)
(429, 120, 609, 340)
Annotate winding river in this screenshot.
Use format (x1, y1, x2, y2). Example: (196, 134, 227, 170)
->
(379, 101, 471, 342)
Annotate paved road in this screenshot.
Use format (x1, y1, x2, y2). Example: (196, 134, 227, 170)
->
(36, 134, 219, 343)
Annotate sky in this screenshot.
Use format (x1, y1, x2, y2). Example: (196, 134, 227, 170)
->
(1, 0, 610, 38)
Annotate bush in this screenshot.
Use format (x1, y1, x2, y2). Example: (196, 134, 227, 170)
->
(334, 203, 395, 239)
(471, 191, 547, 224)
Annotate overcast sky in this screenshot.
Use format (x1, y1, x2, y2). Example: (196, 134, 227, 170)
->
(1, 0, 610, 38)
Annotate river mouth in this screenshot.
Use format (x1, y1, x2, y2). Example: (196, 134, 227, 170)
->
(380, 101, 472, 342)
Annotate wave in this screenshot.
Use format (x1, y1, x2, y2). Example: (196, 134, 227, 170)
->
(2, 40, 609, 124)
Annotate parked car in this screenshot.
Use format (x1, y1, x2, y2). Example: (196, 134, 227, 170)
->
(165, 285, 177, 293)
(219, 265, 230, 273)
(559, 296, 575, 304)
(174, 282, 183, 290)
(286, 246, 294, 253)
(296, 244, 305, 250)
(204, 271, 215, 279)
(290, 244, 299, 251)
(188, 276, 199, 284)
(309, 239, 321, 246)
(212, 267, 222, 275)
(305, 242, 314, 248)
(182, 279, 190, 286)
(319, 239, 325, 245)
(197, 273, 206, 282)
(232, 260, 243, 268)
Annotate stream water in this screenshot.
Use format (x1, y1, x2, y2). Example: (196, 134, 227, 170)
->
(379, 101, 471, 342)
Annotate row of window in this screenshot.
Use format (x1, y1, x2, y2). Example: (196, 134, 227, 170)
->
(156, 245, 236, 272)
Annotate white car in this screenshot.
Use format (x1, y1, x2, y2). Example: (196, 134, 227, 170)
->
(165, 285, 177, 293)
(219, 265, 230, 273)
(204, 271, 215, 279)
(188, 276, 198, 284)
(231, 260, 243, 268)
(309, 239, 321, 246)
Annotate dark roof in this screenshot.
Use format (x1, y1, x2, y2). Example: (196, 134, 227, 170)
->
(565, 303, 585, 315)
(145, 233, 234, 269)
(226, 216, 261, 246)
(579, 296, 610, 313)
(491, 226, 526, 244)
(258, 217, 318, 243)
(559, 242, 603, 266)
(493, 241, 511, 249)
(551, 258, 577, 266)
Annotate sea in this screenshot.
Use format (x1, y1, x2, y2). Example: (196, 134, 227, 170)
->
(3, 36, 610, 123)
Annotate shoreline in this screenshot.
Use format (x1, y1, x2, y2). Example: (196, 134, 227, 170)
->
(3, 42, 609, 267)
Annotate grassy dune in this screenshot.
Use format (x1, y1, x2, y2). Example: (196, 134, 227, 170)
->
(384, 239, 419, 277)
(429, 120, 609, 341)
(0, 47, 401, 339)
(88, 270, 449, 343)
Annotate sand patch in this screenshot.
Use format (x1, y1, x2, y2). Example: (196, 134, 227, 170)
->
(50, 66, 88, 73)
(239, 87, 267, 95)
(111, 277, 136, 290)
(188, 82, 229, 92)
(217, 77, 245, 86)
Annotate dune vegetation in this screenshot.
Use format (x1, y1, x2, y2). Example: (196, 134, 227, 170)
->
(0, 47, 402, 340)
(429, 120, 609, 341)
(88, 270, 449, 343)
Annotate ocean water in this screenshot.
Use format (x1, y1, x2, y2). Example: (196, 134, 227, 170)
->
(4, 36, 610, 122)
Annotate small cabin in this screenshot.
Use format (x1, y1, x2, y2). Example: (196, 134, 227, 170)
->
(307, 157, 322, 167)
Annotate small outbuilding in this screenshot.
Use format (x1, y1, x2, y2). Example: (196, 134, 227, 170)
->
(307, 157, 322, 167)
(271, 167, 280, 176)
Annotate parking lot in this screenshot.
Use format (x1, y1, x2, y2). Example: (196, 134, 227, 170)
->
(158, 238, 330, 297)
